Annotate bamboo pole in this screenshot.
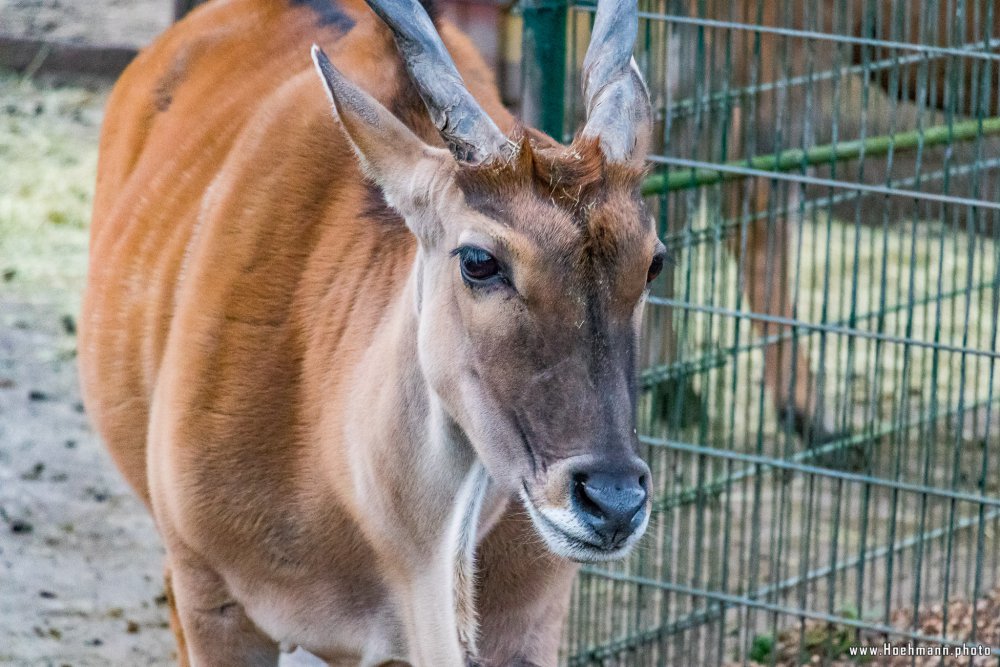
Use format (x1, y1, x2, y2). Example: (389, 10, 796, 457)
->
(642, 115, 1000, 195)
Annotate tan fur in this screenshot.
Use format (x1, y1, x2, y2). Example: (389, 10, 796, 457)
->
(80, 0, 656, 665)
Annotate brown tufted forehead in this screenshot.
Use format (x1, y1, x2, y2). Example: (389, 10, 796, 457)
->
(454, 132, 652, 282)
(455, 132, 646, 213)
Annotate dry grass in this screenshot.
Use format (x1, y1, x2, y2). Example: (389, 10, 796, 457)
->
(0, 70, 107, 314)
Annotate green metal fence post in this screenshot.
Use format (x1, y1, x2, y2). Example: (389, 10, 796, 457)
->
(520, 0, 569, 141)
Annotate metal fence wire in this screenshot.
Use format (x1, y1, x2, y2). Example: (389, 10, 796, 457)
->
(518, 0, 1000, 664)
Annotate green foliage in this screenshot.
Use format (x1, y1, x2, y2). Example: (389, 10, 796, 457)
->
(748, 633, 775, 663)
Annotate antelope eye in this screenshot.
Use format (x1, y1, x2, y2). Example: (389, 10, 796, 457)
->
(455, 246, 505, 286)
(647, 251, 666, 284)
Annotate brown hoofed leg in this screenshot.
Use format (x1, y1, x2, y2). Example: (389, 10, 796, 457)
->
(727, 177, 839, 444)
(475, 505, 578, 667)
(164, 565, 191, 667)
(167, 549, 279, 666)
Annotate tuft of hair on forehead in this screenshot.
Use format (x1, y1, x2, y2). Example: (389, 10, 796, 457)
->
(454, 129, 651, 281)
(454, 129, 647, 215)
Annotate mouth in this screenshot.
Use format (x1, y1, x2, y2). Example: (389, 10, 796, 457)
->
(519, 483, 646, 563)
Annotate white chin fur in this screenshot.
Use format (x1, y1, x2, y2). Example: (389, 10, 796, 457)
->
(518, 489, 649, 563)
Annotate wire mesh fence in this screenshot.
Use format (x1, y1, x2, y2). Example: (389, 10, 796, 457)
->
(519, 0, 1000, 664)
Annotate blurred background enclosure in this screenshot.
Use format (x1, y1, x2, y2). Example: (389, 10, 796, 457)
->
(537, 1, 1000, 665)
(1, 0, 999, 665)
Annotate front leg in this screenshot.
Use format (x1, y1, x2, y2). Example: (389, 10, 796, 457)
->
(395, 566, 468, 666)
(166, 546, 279, 666)
(390, 462, 491, 667)
(475, 505, 578, 667)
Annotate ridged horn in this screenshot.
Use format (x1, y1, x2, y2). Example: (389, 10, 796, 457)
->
(365, 0, 510, 164)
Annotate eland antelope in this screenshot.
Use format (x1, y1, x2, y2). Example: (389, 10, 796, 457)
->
(79, 0, 659, 664)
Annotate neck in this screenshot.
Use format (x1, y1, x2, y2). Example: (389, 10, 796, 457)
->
(327, 263, 498, 663)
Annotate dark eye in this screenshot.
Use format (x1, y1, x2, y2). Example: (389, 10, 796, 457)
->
(647, 251, 666, 284)
(455, 246, 505, 286)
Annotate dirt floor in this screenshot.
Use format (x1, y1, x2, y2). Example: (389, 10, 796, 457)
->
(0, 305, 177, 666)
(737, 587, 1000, 666)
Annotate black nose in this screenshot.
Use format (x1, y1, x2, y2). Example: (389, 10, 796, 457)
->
(571, 470, 648, 546)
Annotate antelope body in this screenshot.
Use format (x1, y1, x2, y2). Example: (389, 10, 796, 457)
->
(79, 0, 660, 664)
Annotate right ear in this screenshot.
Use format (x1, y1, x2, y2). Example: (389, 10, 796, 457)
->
(311, 45, 452, 224)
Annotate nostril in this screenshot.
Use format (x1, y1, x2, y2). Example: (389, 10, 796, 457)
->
(572, 473, 605, 518)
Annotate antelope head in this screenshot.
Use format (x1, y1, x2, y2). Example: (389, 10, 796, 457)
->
(313, 0, 659, 562)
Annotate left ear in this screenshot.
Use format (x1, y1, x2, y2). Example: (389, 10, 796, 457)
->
(311, 45, 452, 228)
(581, 57, 652, 166)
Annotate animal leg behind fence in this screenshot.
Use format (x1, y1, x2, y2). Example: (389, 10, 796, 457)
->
(726, 176, 840, 445)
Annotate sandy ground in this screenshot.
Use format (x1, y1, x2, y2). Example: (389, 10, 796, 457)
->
(0, 303, 177, 665)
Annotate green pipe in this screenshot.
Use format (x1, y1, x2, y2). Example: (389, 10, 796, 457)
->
(642, 115, 1000, 195)
(519, 0, 569, 141)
